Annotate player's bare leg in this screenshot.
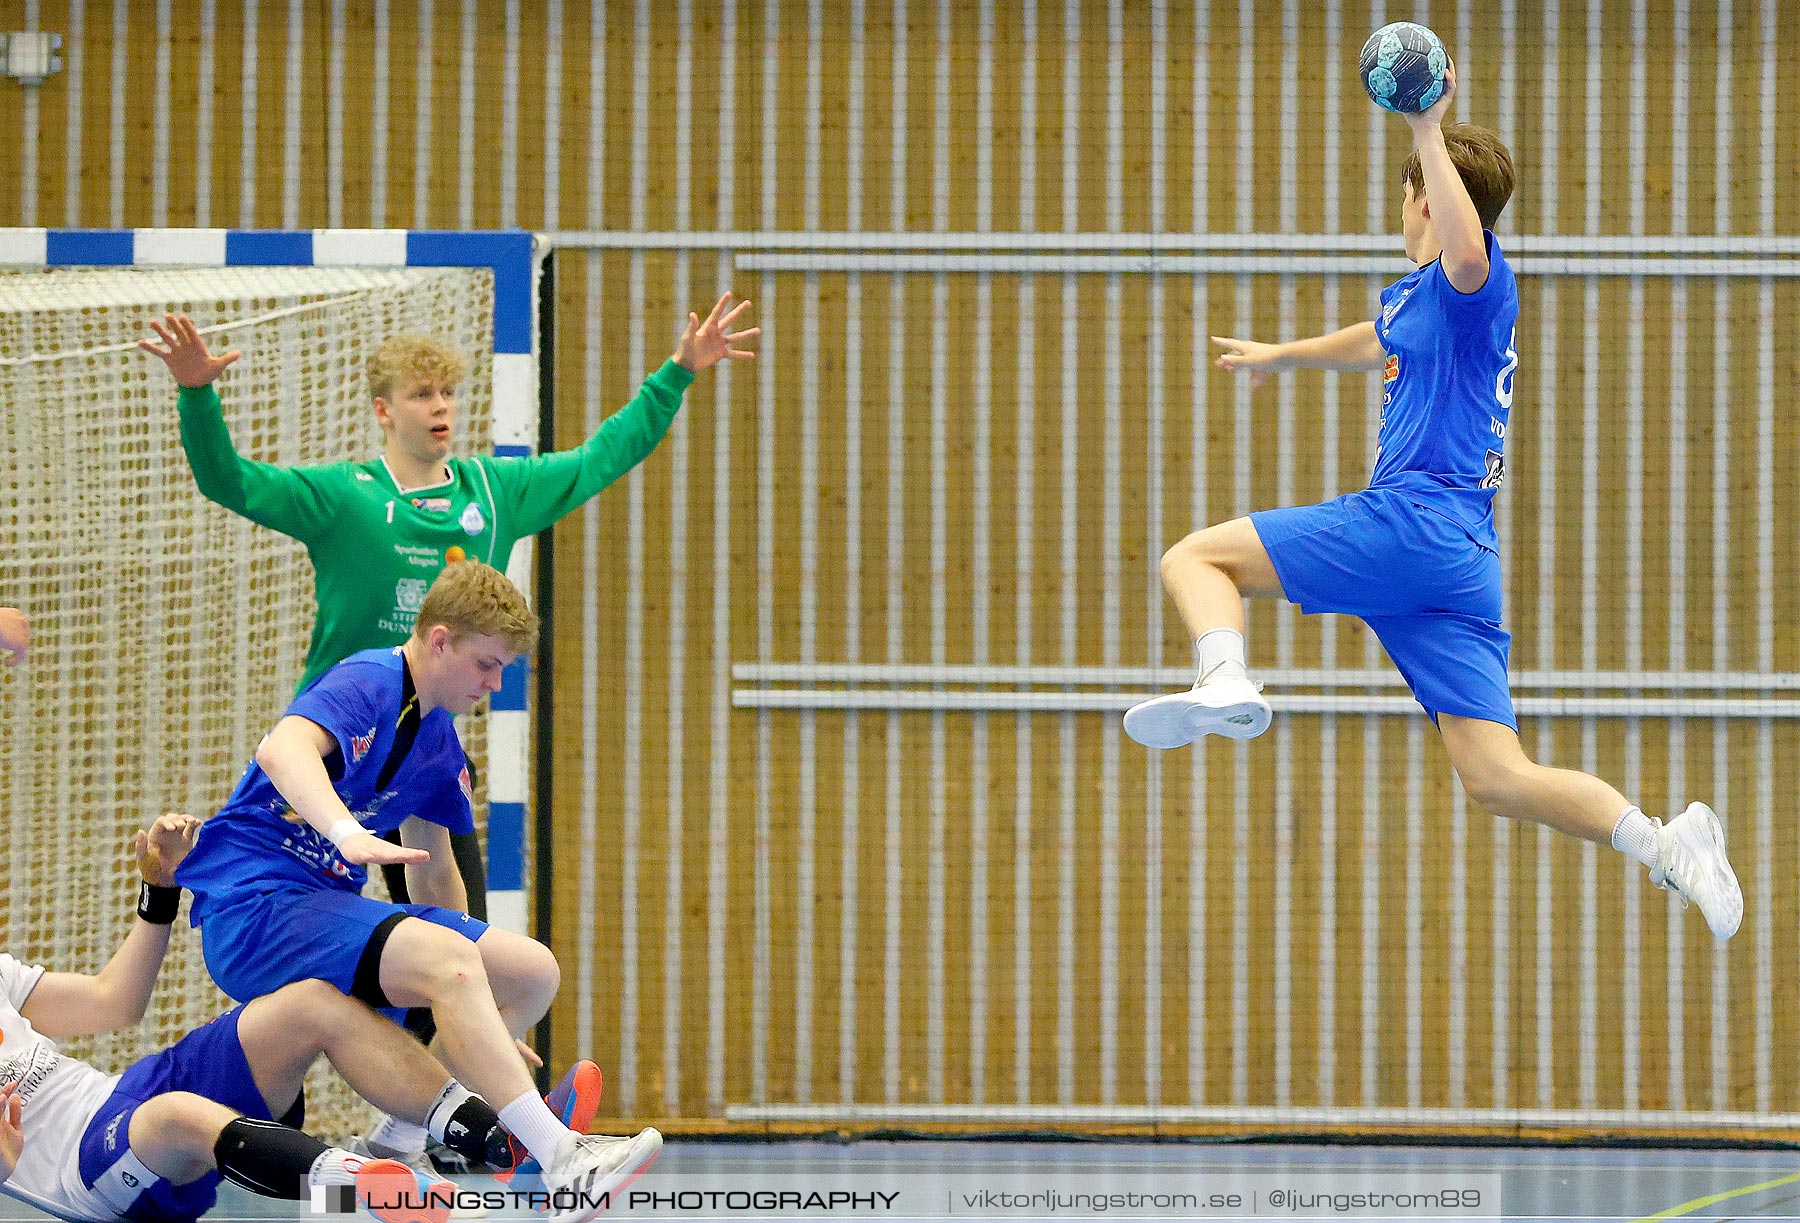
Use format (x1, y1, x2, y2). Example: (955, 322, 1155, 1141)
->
(1159, 517, 1286, 632)
(1440, 714, 1742, 939)
(122, 1090, 454, 1223)
(471, 927, 561, 1036)
(377, 918, 660, 1220)
(1126, 518, 1284, 748)
(376, 922, 546, 1119)
(235, 981, 460, 1122)
(351, 927, 564, 1183)
(230, 979, 514, 1174)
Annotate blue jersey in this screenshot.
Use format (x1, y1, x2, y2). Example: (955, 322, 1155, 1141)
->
(1369, 229, 1519, 552)
(176, 647, 474, 922)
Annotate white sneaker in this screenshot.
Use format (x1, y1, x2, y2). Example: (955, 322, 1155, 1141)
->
(1650, 802, 1743, 940)
(1124, 669, 1271, 748)
(541, 1129, 662, 1223)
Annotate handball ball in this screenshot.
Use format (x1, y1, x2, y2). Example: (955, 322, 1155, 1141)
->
(1359, 21, 1449, 113)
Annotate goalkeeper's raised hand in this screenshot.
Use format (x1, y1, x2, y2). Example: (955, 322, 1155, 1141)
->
(138, 312, 243, 388)
(673, 292, 760, 373)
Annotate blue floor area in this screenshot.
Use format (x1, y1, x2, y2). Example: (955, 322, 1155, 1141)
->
(5, 1140, 1800, 1221)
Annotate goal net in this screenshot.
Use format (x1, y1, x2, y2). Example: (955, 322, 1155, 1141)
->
(0, 263, 495, 1141)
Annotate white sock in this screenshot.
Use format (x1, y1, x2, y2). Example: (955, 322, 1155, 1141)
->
(1196, 628, 1247, 682)
(308, 1148, 362, 1189)
(498, 1089, 571, 1167)
(423, 1080, 475, 1145)
(1611, 806, 1660, 869)
(366, 1112, 428, 1157)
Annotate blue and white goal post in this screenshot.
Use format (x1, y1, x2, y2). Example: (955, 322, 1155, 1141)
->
(0, 226, 548, 937)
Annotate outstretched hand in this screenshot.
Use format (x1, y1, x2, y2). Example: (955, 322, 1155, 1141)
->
(337, 830, 430, 867)
(673, 292, 759, 373)
(135, 813, 202, 886)
(0, 607, 26, 666)
(1211, 335, 1281, 391)
(138, 313, 243, 388)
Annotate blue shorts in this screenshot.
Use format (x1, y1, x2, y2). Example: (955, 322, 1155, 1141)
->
(198, 885, 488, 1022)
(78, 1006, 272, 1223)
(1251, 488, 1517, 730)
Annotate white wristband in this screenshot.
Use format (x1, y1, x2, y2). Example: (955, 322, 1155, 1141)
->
(324, 818, 365, 848)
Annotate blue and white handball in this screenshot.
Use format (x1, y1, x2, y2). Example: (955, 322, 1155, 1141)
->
(1358, 21, 1449, 113)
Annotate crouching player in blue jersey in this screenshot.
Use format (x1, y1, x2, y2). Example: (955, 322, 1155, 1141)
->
(0, 813, 508, 1223)
(1125, 64, 1742, 940)
(174, 560, 657, 1222)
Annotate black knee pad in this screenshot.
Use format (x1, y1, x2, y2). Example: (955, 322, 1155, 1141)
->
(213, 1116, 328, 1201)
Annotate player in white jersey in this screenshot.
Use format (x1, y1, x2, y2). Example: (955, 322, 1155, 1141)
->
(0, 813, 522, 1223)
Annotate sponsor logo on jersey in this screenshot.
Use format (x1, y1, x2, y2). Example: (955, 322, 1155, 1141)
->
(396, 577, 429, 614)
(1384, 354, 1400, 383)
(356, 472, 374, 481)
(1480, 448, 1506, 490)
(460, 503, 486, 535)
(395, 543, 442, 571)
(412, 496, 452, 513)
(279, 830, 360, 879)
(1382, 285, 1415, 325)
(351, 726, 377, 764)
(352, 791, 400, 823)
(459, 765, 474, 803)
(0, 1048, 57, 1106)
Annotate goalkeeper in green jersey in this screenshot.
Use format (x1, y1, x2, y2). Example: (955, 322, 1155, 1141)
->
(140, 293, 759, 923)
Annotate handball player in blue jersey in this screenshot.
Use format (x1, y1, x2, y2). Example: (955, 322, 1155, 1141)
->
(174, 561, 659, 1221)
(0, 813, 484, 1223)
(1125, 65, 1741, 940)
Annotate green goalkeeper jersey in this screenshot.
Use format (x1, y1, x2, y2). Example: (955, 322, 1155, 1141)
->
(177, 359, 696, 692)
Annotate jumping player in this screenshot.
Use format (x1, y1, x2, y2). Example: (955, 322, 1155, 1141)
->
(172, 561, 659, 1213)
(1123, 66, 1742, 940)
(0, 814, 499, 1223)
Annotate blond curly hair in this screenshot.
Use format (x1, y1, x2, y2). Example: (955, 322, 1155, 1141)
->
(367, 333, 470, 400)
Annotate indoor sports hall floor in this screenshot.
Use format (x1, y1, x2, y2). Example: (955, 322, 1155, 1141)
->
(7, 1139, 1800, 1222)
